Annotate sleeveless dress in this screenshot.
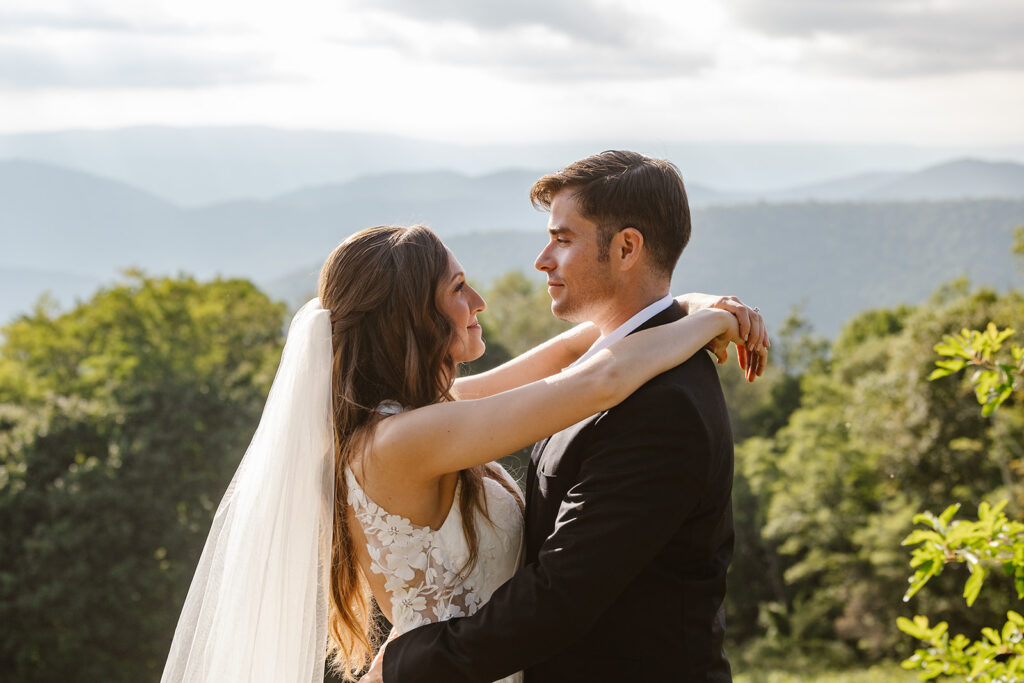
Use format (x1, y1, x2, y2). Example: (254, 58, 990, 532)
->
(345, 403, 525, 683)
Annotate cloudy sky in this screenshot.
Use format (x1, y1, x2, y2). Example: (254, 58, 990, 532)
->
(0, 0, 1022, 145)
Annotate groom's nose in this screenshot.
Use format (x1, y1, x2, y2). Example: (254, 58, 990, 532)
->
(535, 242, 555, 272)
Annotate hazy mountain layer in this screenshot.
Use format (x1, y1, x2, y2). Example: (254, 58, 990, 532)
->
(3, 126, 1023, 205)
(267, 201, 1024, 337)
(3, 159, 1022, 334)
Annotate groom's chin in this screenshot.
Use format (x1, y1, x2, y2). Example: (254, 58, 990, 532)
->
(550, 301, 580, 324)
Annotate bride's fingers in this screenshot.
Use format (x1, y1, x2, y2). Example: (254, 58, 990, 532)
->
(749, 313, 765, 348)
(736, 345, 748, 372)
(713, 296, 751, 340)
(749, 311, 766, 350)
(754, 347, 767, 377)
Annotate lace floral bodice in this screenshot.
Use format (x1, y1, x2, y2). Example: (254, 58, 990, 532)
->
(345, 467, 523, 632)
(345, 404, 525, 648)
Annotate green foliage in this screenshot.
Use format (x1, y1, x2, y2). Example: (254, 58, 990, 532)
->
(929, 324, 1024, 416)
(726, 284, 1024, 664)
(719, 307, 826, 444)
(901, 501, 1024, 606)
(1014, 226, 1024, 266)
(477, 271, 572, 356)
(896, 315, 1024, 681)
(0, 272, 286, 681)
(734, 664, 918, 682)
(897, 612, 1024, 681)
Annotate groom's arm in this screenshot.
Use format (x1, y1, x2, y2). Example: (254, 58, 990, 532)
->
(379, 382, 712, 682)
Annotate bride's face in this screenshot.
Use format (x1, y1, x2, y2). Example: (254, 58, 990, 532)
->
(437, 248, 486, 364)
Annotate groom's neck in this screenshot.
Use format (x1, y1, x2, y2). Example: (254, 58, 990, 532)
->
(592, 281, 671, 337)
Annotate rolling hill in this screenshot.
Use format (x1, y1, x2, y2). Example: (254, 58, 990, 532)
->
(3, 159, 1022, 334)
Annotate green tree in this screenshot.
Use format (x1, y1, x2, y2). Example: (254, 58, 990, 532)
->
(723, 308, 829, 649)
(0, 273, 286, 681)
(728, 284, 1024, 667)
(897, 324, 1024, 681)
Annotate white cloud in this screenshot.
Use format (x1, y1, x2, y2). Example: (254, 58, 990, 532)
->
(0, 42, 287, 89)
(334, 12, 711, 82)
(725, 0, 1024, 76)
(0, 9, 196, 35)
(353, 0, 638, 46)
(0, 0, 1019, 146)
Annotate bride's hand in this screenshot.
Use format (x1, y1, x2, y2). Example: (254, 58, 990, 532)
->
(678, 293, 769, 381)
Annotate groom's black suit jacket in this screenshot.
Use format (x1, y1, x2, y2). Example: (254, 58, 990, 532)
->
(383, 303, 734, 682)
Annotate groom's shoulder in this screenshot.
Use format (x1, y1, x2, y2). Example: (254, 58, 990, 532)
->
(592, 352, 717, 433)
(594, 301, 727, 424)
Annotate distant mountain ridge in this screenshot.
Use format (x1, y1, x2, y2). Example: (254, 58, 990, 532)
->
(867, 159, 1024, 200)
(3, 126, 1023, 205)
(3, 158, 1022, 335)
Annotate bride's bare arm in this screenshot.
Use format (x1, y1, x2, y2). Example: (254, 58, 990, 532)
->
(374, 308, 741, 480)
(454, 293, 768, 399)
(452, 323, 598, 400)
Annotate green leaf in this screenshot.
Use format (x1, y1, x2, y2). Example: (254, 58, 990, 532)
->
(898, 616, 932, 640)
(978, 501, 992, 521)
(938, 503, 962, 528)
(964, 563, 989, 606)
(902, 529, 945, 546)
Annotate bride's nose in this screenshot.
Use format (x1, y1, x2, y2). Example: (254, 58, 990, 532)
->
(469, 286, 485, 313)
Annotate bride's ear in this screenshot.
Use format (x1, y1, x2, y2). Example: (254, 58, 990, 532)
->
(613, 227, 644, 271)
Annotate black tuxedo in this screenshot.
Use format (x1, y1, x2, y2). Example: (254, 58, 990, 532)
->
(383, 303, 734, 682)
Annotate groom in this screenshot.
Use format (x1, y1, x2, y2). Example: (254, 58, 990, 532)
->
(370, 150, 736, 681)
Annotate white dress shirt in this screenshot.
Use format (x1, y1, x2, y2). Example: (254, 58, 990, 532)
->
(568, 294, 675, 369)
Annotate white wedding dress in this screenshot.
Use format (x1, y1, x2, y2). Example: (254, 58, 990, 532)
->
(346, 406, 525, 683)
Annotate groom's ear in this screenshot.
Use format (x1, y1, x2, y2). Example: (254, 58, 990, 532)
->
(613, 227, 644, 271)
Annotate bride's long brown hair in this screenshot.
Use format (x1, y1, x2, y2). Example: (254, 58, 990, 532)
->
(318, 225, 522, 680)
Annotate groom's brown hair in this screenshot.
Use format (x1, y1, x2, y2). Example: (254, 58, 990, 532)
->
(530, 150, 690, 276)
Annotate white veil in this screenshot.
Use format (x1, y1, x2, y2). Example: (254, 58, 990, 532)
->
(161, 298, 336, 683)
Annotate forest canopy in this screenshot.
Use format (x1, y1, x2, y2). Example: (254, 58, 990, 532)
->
(1, 259, 1021, 680)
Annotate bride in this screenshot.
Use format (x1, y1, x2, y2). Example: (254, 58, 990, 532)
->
(160, 224, 766, 683)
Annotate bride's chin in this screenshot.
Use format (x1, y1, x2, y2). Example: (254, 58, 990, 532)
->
(451, 340, 486, 365)
(462, 342, 486, 364)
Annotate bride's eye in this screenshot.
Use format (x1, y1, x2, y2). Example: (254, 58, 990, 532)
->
(455, 281, 465, 292)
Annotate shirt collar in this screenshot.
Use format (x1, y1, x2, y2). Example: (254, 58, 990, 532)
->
(568, 294, 675, 369)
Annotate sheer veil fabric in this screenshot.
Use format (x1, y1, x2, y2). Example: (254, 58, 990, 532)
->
(161, 299, 335, 683)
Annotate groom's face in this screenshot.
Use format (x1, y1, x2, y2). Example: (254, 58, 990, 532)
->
(534, 191, 616, 324)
